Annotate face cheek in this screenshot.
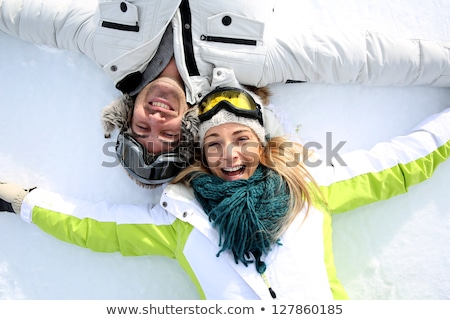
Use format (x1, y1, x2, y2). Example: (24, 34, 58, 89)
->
(205, 158, 223, 178)
(168, 116, 183, 133)
(131, 104, 145, 127)
(133, 88, 148, 112)
(241, 142, 261, 164)
(241, 143, 262, 178)
(203, 145, 223, 172)
(178, 101, 189, 115)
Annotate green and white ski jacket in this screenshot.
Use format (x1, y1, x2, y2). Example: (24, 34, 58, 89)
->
(19, 108, 450, 300)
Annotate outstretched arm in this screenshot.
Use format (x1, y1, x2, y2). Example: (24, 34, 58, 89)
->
(0, 0, 180, 87)
(312, 108, 450, 213)
(0, 184, 179, 257)
(0, 0, 96, 55)
(260, 27, 450, 87)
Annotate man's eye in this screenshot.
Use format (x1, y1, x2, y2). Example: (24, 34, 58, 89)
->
(163, 132, 177, 138)
(134, 124, 148, 133)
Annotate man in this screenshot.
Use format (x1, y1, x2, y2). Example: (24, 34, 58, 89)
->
(117, 57, 188, 155)
(2, 0, 450, 185)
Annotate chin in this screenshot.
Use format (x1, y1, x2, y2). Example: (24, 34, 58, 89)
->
(222, 174, 246, 181)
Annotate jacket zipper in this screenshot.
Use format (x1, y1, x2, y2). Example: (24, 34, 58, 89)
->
(261, 272, 277, 299)
(200, 34, 257, 46)
(180, 0, 200, 76)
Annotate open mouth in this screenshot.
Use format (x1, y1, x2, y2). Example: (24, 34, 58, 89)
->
(221, 165, 245, 177)
(151, 101, 172, 111)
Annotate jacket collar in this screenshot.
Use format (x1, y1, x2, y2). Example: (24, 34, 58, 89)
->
(160, 183, 277, 300)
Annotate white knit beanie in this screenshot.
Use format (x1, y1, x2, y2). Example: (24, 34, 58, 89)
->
(198, 108, 266, 146)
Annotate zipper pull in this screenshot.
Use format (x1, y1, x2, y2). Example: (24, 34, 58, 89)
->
(261, 272, 277, 299)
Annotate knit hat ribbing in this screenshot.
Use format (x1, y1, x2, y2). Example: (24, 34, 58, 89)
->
(198, 103, 266, 147)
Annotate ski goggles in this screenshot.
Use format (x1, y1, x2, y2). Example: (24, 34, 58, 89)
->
(198, 87, 263, 125)
(115, 132, 188, 185)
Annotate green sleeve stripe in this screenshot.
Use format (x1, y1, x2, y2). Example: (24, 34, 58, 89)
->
(32, 206, 181, 258)
(32, 206, 121, 252)
(322, 210, 349, 299)
(172, 220, 206, 299)
(322, 142, 450, 214)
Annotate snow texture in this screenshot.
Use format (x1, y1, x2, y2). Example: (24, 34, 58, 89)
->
(0, 0, 449, 299)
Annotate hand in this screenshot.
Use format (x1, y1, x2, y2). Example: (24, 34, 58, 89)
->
(0, 182, 34, 214)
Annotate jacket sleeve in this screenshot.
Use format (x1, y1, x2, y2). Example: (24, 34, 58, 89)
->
(311, 108, 450, 213)
(0, 0, 181, 86)
(260, 27, 450, 87)
(19, 188, 182, 258)
(0, 0, 97, 56)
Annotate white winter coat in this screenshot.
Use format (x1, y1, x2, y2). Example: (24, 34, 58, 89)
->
(19, 108, 450, 299)
(1, 0, 450, 104)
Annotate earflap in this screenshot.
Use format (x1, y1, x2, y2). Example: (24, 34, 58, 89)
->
(101, 94, 135, 138)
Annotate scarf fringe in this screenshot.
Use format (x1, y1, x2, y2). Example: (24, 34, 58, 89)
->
(192, 165, 290, 274)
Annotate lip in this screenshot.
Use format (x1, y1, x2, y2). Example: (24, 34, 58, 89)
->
(220, 165, 246, 180)
(142, 77, 186, 115)
(147, 102, 179, 118)
(149, 98, 174, 110)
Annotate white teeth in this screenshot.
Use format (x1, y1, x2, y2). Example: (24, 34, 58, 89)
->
(152, 101, 170, 110)
(222, 166, 244, 172)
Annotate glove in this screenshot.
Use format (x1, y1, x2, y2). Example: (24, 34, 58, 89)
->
(0, 183, 34, 214)
(0, 198, 14, 213)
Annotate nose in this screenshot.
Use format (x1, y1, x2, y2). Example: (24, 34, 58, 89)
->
(148, 111, 165, 123)
(224, 143, 239, 163)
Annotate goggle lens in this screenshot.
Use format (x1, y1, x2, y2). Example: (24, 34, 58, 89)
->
(198, 87, 263, 125)
(116, 133, 187, 185)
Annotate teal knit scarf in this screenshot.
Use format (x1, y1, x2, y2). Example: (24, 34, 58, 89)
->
(191, 165, 290, 274)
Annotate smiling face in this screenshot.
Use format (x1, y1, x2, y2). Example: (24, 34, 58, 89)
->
(203, 123, 262, 181)
(130, 58, 188, 153)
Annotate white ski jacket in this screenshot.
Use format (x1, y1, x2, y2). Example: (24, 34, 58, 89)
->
(1, 0, 450, 104)
(19, 108, 450, 300)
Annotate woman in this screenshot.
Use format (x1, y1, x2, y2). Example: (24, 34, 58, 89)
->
(1, 87, 449, 299)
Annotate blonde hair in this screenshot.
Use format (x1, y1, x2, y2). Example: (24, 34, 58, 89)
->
(172, 135, 323, 237)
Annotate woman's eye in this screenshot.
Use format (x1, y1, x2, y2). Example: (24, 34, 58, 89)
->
(206, 142, 219, 148)
(237, 136, 249, 143)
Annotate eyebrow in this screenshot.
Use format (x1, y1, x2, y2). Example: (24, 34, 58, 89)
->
(232, 129, 252, 135)
(204, 132, 219, 139)
(204, 129, 252, 140)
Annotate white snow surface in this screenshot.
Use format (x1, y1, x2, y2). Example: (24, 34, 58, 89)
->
(0, 0, 450, 300)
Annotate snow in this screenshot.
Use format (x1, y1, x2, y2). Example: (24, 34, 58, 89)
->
(0, 0, 450, 300)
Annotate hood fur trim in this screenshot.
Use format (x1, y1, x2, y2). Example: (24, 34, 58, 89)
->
(101, 94, 134, 138)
